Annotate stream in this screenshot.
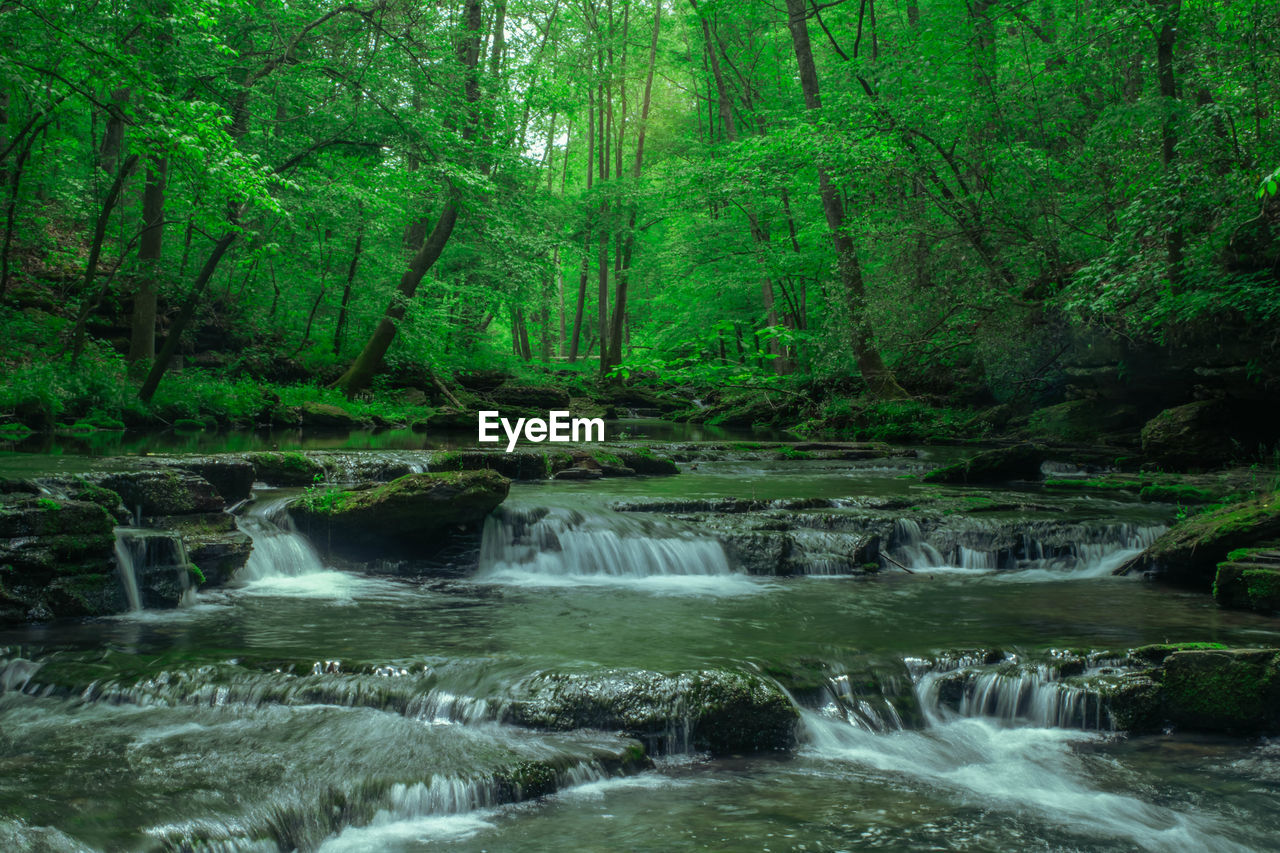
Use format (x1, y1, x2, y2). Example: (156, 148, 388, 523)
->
(2, 440, 1279, 851)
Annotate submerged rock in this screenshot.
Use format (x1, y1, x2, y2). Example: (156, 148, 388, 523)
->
(290, 470, 510, 560)
(505, 669, 798, 755)
(1115, 493, 1280, 587)
(921, 444, 1046, 484)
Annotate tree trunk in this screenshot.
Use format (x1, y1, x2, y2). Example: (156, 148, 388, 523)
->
(783, 0, 905, 398)
(330, 0, 484, 397)
(609, 0, 661, 371)
(333, 216, 363, 356)
(1153, 0, 1184, 289)
(129, 156, 167, 365)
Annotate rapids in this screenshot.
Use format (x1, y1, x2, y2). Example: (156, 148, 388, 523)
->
(2, 446, 1279, 851)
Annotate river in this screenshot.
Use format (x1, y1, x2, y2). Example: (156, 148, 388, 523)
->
(1, 438, 1278, 851)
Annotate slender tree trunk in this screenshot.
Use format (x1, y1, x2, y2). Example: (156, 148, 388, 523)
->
(69, 153, 141, 365)
(334, 216, 363, 356)
(609, 0, 661, 371)
(783, 0, 905, 398)
(1153, 0, 1184, 289)
(569, 85, 596, 363)
(331, 0, 484, 397)
(129, 156, 167, 365)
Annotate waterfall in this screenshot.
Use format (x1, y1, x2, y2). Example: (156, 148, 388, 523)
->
(113, 530, 143, 611)
(917, 666, 1108, 730)
(112, 528, 193, 611)
(889, 518, 1166, 576)
(236, 495, 327, 580)
(478, 506, 734, 579)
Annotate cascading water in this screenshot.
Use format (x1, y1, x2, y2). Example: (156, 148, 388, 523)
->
(477, 506, 738, 585)
(112, 528, 195, 611)
(889, 517, 1166, 576)
(236, 495, 327, 581)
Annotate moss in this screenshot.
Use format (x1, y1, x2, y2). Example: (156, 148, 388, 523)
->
(431, 451, 465, 471)
(1140, 484, 1216, 504)
(1130, 641, 1227, 664)
(187, 564, 206, 585)
(775, 447, 813, 460)
(36, 497, 60, 511)
(0, 422, 34, 440)
(1043, 478, 1141, 491)
(592, 451, 623, 468)
(173, 417, 205, 431)
(72, 479, 122, 510)
(1161, 649, 1280, 733)
(294, 487, 354, 515)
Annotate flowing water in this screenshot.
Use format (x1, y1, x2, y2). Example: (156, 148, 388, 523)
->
(2, 451, 1280, 851)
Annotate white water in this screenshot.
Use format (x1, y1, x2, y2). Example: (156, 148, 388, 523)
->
(890, 518, 1166, 579)
(476, 506, 760, 594)
(112, 529, 144, 611)
(234, 493, 399, 601)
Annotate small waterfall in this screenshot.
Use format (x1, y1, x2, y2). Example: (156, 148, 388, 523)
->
(889, 519, 1166, 576)
(236, 495, 327, 580)
(112, 528, 193, 611)
(479, 506, 734, 579)
(918, 666, 1108, 730)
(113, 530, 144, 611)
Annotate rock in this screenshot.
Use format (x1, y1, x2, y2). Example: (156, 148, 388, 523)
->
(0, 495, 120, 623)
(1115, 493, 1280, 587)
(151, 513, 253, 586)
(486, 384, 571, 409)
(1094, 672, 1164, 733)
(1162, 648, 1280, 734)
(431, 451, 550, 481)
(247, 451, 326, 486)
(1140, 400, 1258, 470)
(615, 450, 680, 476)
(299, 401, 363, 431)
(505, 669, 797, 755)
(553, 468, 603, 481)
(425, 407, 476, 430)
(152, 456, 255, 503)
(99, 470, 225, 518)
(1214, 550, 1280, 613)
(290, 470, 510, 559)
(921, 444, 1046, 484)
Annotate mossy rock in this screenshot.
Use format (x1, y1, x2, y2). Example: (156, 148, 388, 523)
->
(1129, 642, 1228, 665)
(1214, 551, 1280, 613)
(248, 451, 326, 487)
(616, 450, 679, 476)
(505, 668, 797, 756)
(1139, 484, 1216, 504)
(1116, 493, 1280, 587)
(1162, 648, 1280, 734)
(299, 401, 364, 431)
(99, 470, 226, 517)
(922, 443, 1046, 484)
(1138, 400, 1267, 471)
(290, 470, 510, 560)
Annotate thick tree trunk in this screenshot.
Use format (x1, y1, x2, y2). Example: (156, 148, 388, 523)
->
(783, 0, 905, 399)
(129, 156, 167, 365)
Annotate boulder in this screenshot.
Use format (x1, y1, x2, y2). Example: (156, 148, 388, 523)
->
(247, 451, 326, 487)
(1162, 648, 1280, 734)
(1115, 493, 1280, 587)
(921, 444, 1046, 484)
(290, 470, 510, 559)
(425, 407, 476, 430)
(299, 401, 363, 431)
(1140, 400, 1256, 470)
(0, 495, 121, 623)
(505, 669, 797, 755)
(98, 470, 226, 518)
(1213, 550, 1280, 613)
(616, 450, 680, 476)
(162, 456, 255, 502)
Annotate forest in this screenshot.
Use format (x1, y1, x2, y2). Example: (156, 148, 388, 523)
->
(1, 0, 1277, 449)
(6, 4, 1280, 851)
